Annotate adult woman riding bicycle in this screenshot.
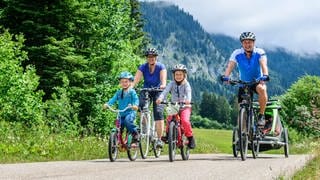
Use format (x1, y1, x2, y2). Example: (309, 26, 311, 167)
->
(132, 48, 167, 148)
(156, 64, 195, 149)
(221, 32, 269, 127)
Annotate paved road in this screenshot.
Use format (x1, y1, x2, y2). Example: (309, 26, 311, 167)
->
(0, 154, 312, 180)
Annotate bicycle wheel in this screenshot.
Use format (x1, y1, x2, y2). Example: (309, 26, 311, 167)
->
(139, 112, 150, 159)
(127, 134, 139, 161)
(151, 123, 161, 158)
(180, 134, 190, 160)
(168, 121, 177, 162)
(232, 127, 239, 157)
(108, 131, 118, 162)
(283, 128, 289, 158)
(251, 118, 258, 159)
(251, 139, 258, 159)
(239, 108, 249, 161)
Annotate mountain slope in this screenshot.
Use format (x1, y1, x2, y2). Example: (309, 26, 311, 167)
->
(141, 1, 320, 100)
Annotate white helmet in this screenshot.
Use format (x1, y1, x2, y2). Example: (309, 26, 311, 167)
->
(239, 32, 256, 42)
(172, 64, 187, 73)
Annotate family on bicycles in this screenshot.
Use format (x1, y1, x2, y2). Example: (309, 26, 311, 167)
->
(105, 47, 196, 157)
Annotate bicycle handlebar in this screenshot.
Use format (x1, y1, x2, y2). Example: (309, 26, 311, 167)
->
(139, 87, 163, 92)
(160, 101, 193, 108)
(105, 104, 132, 113)
(229, 79, 259, 86)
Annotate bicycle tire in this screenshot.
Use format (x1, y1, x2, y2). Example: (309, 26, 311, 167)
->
(232, 127, 239, 158)
(151, 122, 161, 158)
(127, 134, 139, 161)
(108, 131, 118, 162)
(283, 128, 289, 158)
(168, 121, 177, 162)
(139, 112, 150, 159)
(251, 139, 258, 159)
(239, 107, 249, 161)
(180, 134, 190, 160)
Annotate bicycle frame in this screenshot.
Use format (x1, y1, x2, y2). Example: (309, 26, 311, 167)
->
(138, 88, 163, 158)
(106, 104, 138, 162)
(230, 80, 259, 161)
(163, 102, 190, 162)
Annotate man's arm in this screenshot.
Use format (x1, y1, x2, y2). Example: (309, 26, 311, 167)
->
(260, 57, 268, 75)
(224, 61, 236, 77)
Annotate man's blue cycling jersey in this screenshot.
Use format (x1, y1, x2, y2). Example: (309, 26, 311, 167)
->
(229, 47, 267, 82)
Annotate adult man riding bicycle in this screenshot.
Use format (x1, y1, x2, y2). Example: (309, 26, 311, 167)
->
(132, 48, 167, 148)
(221, 32, 269, 126)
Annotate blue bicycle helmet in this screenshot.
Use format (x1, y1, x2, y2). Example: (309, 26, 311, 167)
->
(118, 71, 134, 81)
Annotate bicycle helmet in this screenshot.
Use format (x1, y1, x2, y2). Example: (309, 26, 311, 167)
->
(144, 48, 158, 56)
(171, 64, 187, 73)
(239, 32, 256, 42)
(118, 71, 134, 81)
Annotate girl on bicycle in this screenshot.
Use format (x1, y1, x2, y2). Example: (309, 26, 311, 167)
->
(103, 71, 140, 142)
(156, 64, 195, 149)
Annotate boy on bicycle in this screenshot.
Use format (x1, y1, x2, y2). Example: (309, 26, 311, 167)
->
(103, 71, 140, 142)
(156, 64, 195, 149)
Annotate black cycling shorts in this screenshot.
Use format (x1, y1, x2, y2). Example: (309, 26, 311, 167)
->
(139, 90, 164, 121)
(237, 84, 258, 103)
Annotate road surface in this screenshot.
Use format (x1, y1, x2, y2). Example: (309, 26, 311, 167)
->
(0, 153, 312, 180)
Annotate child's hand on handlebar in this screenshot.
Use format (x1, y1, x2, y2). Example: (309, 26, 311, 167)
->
(103, 104, 108, 110)
(131, 105, 139, 111)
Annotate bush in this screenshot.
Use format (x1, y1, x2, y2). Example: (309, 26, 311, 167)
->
(0, 29, 44, 125)
(281, 75, 320, 137)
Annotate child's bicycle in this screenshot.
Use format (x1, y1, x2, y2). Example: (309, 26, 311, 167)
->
(106, 104, 140, 162)
(138, 88, 163, 159)
(162, 102, 191, 162)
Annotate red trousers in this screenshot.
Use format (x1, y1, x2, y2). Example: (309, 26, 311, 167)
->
(166, 107, 193, 137)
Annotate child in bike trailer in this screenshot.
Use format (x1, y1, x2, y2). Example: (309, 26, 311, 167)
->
(104, 71, 140, 143)
(156, 64, 196, 149)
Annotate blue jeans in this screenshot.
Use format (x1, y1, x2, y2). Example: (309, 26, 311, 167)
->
(120, 111, 137, 134)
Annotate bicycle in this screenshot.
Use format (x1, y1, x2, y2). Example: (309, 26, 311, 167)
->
(138, 87, 163, 159)
(229, 79, 260, 161)
(106, 104, 140, 162)
(162, 102, 191, 162)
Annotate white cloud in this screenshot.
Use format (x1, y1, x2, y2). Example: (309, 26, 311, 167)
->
(143, 0, 320, 54)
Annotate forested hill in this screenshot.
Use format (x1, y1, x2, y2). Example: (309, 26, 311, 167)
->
(141, 1, 320, 100)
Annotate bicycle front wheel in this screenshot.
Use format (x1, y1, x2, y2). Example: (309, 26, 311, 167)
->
(139, 112, 150, 159)
(232, 127, 239, 158)
(180, 134, 190, 160)
(108, 131, 118, 162)
(151, 121, 161, 158)
(127, 134, 139, 161)
(168, 121, 177, 162)
(239, 108, 249, 161)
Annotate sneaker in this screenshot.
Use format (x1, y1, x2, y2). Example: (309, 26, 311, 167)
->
(155, 139, 163, 148)
(187, 136, 196, 149)
(257, 114, 266, 127)
(161, 135, 168, 143)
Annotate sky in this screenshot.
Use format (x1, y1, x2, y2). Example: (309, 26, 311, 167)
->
(143, 0, 320, 54)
